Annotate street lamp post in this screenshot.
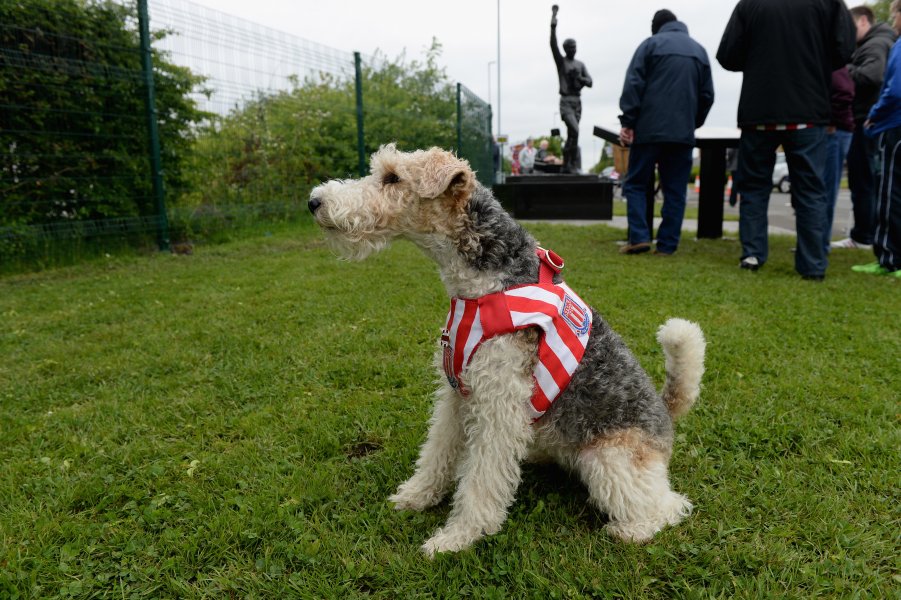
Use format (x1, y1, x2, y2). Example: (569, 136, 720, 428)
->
(488, 60, 496, 109)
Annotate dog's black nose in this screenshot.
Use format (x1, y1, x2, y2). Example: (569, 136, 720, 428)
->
(308, 195, 322, 214)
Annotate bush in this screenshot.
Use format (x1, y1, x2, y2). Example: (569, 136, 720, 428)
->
(0, 0, 208, 228)
(176, 41, 460, 210)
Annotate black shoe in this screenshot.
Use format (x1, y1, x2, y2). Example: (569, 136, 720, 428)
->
(801, 274, 825, 282)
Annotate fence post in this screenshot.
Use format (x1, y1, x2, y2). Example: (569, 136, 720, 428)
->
(354, 52, 366, 177)
(137, 0, 169, 252)
(456, 83, 463, 155)
(488, 105, 494, 183)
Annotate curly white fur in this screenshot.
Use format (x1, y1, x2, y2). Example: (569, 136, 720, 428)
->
(657, 318, 706, 420)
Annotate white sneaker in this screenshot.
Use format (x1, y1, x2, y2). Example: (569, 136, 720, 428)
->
(740, 256, 760, 271)
(830, 238, 872, 250)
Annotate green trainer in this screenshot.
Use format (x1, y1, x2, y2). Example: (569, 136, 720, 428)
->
(851, 262, 889, 275)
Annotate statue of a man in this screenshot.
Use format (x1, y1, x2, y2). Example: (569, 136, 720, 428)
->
(551, 5, 592, 173)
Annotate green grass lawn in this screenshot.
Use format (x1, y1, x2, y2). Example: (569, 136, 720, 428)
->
(1, 220, 899, 598)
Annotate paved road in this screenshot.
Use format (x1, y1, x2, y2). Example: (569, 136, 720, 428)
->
(630, 187, 853, 237)
(718, 188, 854, 238)
(525, 186, 855, 239)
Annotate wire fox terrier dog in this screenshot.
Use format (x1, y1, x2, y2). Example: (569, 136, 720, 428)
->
(309, 145, 706, 557)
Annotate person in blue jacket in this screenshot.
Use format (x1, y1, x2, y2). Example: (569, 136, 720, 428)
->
(854, 0, 901, 277)
(618, 9, 714, 256)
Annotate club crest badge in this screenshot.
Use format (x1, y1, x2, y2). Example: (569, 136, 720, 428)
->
(562, 294, 590, 336)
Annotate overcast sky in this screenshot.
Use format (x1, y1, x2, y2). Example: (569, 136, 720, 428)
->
(178, 0, 850, 167)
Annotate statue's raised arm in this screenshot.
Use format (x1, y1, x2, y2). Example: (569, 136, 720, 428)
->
(550, 5, 562, 65)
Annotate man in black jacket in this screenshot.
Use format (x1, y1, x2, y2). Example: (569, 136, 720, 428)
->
(617, 9, 714, 255)
(832, 5, 898, 250)
(717, 0, 856, 280)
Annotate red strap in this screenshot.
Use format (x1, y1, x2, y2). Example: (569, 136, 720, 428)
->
(536, 247, 564, 283)
(479, 291, 515, 336)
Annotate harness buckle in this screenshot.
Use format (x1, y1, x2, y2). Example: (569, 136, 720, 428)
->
(537, 246, 564, 272)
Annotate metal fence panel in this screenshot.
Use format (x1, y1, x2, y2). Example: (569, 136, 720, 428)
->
(1, 0, 491, 270)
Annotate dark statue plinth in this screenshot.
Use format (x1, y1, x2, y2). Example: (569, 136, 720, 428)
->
(494, 174, 613, 220)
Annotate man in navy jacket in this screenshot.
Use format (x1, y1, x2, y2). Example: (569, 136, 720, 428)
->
(618, 10, 714, 255)
(717, 0, 856, 280)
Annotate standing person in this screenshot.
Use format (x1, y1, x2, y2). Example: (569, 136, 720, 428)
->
(519, 138, 537, 174)
(726, 148, 740, 207)
(854, 0, 901, 277)
(535, 139, 561, 166)
(822, 67, 856, 254)
(717, 0, 856, 280)
(832, 6, 897, 250)
(492, 136, 501, 184)
(617, 9, 714, 255)
(551, 5, 593, 174)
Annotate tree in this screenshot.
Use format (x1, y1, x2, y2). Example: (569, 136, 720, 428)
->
(179, 41, 460, 208)
(0, 0, 208, 227)
(867, 0, 893, 22)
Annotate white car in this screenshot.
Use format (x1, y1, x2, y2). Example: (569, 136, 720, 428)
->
(600, 166, 620, 181)
(772, 153, 790, 193)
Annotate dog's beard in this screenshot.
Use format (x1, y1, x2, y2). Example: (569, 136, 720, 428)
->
(314, 197, 396, 261)
(323, 230, 393, 261)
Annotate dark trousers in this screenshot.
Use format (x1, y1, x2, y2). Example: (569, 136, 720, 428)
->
(846, 124, 879, 245)
(874, 127, 901, 271)
(560, 96, 581, 172)
(622, 143, 693, 253)
(736, 127, 828, 276)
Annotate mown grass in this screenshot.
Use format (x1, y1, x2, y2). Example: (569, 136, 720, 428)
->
(1, 219, 899, 598)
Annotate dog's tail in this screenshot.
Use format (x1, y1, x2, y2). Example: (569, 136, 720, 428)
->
(656, 318, 706, 421)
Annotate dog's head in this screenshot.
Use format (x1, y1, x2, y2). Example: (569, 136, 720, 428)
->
(309, 144, 475, 260)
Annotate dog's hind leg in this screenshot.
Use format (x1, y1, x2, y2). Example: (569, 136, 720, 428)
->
(421, 337, 535, 557)
(576, 430, 692, 543)
(390, 381, 465, 511)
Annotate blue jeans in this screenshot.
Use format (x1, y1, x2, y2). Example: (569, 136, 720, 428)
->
(622, 143, 693, 253)
(846, 125, 879, 245)
(821, 129, 853, 253)
(736, 127, 828, 277)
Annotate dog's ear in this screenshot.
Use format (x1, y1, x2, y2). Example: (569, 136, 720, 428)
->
(417, 148, 474, 203)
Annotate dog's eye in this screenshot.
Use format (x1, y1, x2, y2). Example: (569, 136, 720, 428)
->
(382, 173, 400, 185)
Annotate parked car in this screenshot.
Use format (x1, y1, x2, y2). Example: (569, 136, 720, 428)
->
(600, 166, 620, 181)
(600, 166, 623, 197)
(772, 153, 790, 193)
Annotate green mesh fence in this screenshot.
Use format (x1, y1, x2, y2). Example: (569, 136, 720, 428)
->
(0, 1, 162, 265)
(1, 0, 492, 270)
(458, 83, 494, 187)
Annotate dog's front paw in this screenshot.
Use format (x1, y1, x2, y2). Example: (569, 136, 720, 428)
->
(420, 526, 482, 558)
(388, 478, 446, 512)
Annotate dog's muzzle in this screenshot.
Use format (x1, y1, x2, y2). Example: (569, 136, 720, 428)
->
(308, 192, 322, 214)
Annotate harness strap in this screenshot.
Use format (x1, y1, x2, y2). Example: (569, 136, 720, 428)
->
(536, 247, 564, 283)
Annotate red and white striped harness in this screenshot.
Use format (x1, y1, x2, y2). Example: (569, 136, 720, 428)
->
(441, 248, 592, 421)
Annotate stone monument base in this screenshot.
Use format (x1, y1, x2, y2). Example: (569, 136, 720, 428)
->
(492, 174, 613, 220)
